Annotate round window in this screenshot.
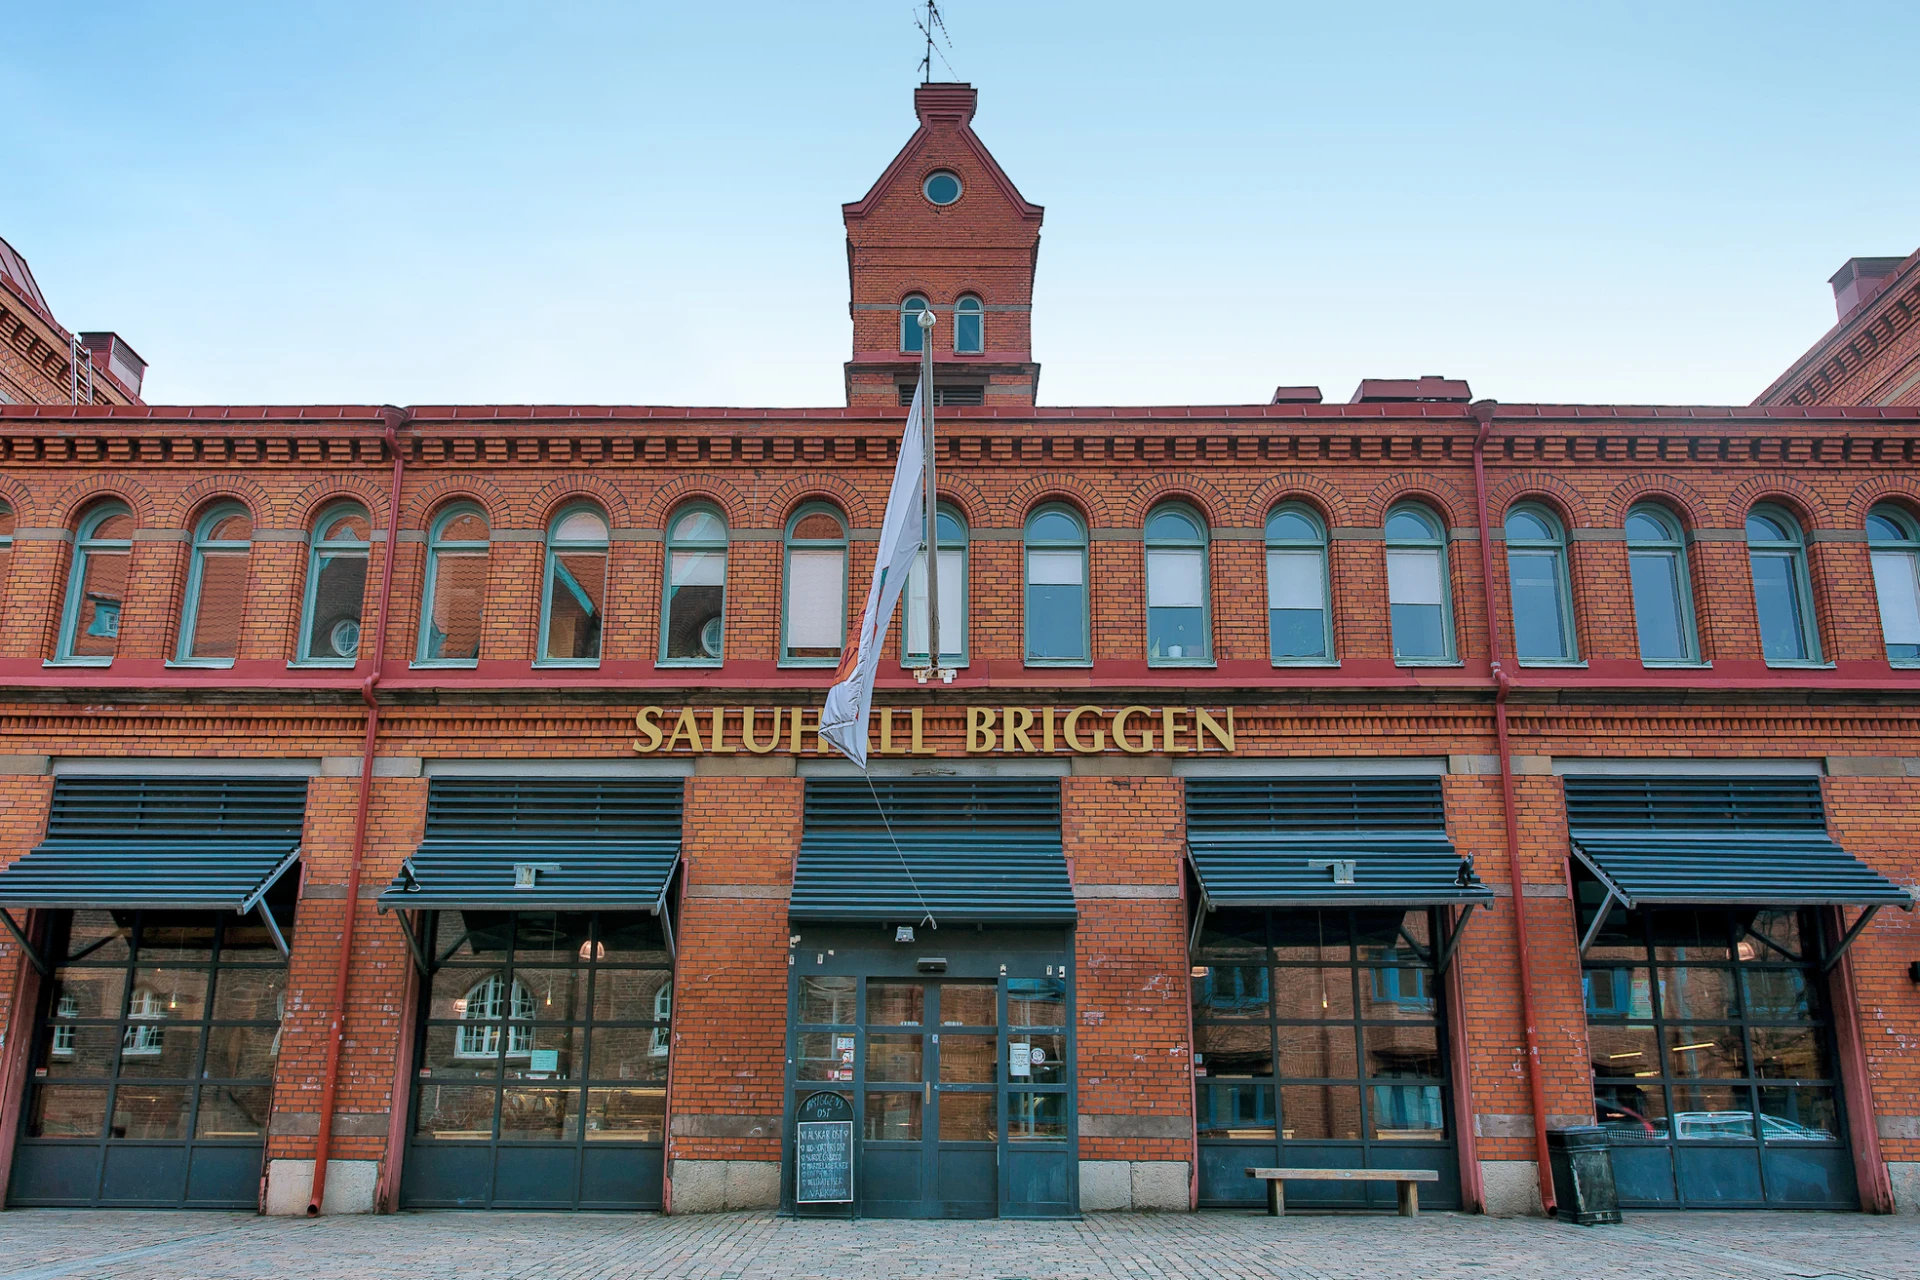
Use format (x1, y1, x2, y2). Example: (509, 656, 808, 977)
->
(923, 171, 962, 206)
(330, 619, 362, 658)
(700, 616, 724, 659)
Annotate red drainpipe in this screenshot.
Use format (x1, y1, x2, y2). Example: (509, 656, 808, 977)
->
(307, 406, 408, 1216)
(1469, 400, 1557, 1215)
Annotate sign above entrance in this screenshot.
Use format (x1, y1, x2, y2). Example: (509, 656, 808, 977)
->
(632, 705, 1236, 757)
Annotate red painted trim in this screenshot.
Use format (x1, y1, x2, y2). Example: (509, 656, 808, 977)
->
(307, 407, 408, 1215)
(1472, 401, 1557, 1215)
(1824, 905, 1896, 1213)
(0, 909, 45, 1207)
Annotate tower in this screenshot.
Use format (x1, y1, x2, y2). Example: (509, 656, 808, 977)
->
(843, 83, 1043, 408)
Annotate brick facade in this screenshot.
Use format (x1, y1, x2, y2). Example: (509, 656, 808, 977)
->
(0, 83, 1916, 1218)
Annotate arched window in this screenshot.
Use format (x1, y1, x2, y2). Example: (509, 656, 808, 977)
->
(783, 504, 847, 665)
(661, 504, 727, 665)
(57, 502, 134, 663)
(905, 504, 967, 666)
(176, 504, 253, 664)
(1626, 504, 1697, 664)
(122, 987, 165, 1056)
(1145, 504, 1211, 664)
(649, 983, 672, 1058)
(1384, 504, 1453, 663)
(418, 504, 490, 665)
(1746, 505, 1820, 663)
(1024, 504, 1089, 664)
(901, 295, 929, 354)
(0, 501, 13, 593)
(454, 974, 535, 1058)
(954, 295, 983, 354)
(1866, 505, 1920, 665)
(1504, 503, 1576, 663)
(1266, 503, 1331, 663)
(539, 505, 609, 665)
(298, 504, 372, 665)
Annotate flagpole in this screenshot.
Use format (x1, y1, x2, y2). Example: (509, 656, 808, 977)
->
(917, 306, 943, 681)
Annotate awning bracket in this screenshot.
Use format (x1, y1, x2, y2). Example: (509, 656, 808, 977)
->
(0, 908, 47, 975)
(1821, 905, 1880, 972)
(395, 910, 431, 974)
(1435, 903, 1476, 972)
(255, 901, 290, 959)
(655, 855, 680, 961)
(1578, 886, 1619, 957)
(240, 846, 303, 916)
(1740, 922, 1802, 964)
(1184, 845, 1212, 957)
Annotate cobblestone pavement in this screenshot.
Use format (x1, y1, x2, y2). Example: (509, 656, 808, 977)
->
(0, 1209, 1915, 1280)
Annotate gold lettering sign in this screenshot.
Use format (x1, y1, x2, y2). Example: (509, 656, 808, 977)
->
(631, 706, 1234, 756)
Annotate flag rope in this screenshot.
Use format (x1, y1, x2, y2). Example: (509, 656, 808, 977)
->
(861, 768, 937, 931)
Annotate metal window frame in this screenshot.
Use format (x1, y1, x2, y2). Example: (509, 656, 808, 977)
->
(415, 502, 490, 666)
(1865, 503, 1920, 666)
(1745, 503, 1823, 664)
(952, 295, 984, 354)
(1503, 501, 1579, 663)
(902, 503, 969, 669)
(1144, 502, 1213, 667)
(1264, 502, 1334, 665)
(1625, 502, 1701, 666)
(781, 501, 849, 668)
(536, 502, 610, 667)
(174, 501, 254, 665)
(55, 502, 133, 663)
(1384, 503, 1456, 664)
(658, 501, 729, 668)
(296, 501, 372, 666)
(1023, 503, 1091, 667)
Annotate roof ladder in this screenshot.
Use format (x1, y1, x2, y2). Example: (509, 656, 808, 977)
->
(68, 333, 92, 405)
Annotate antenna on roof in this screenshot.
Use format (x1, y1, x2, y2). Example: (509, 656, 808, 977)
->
(913, 0, 955, 84)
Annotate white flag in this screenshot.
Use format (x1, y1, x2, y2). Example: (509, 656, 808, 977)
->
(820, 379, 927, 767)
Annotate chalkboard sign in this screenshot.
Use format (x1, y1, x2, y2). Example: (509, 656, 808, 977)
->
(795, 1091, 854, 1204)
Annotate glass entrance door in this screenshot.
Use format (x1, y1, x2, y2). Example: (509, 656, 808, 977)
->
(784, 930, 1075, 1218)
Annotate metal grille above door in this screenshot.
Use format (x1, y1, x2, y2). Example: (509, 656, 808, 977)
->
(792, 781, 1074, 926)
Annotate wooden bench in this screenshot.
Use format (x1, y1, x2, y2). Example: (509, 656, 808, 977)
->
(1245, 1167, 1439, 1217)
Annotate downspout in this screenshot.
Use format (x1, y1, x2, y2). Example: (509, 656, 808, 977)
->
(307, 406, 408, 1216)
(1469, 399, 1557, 1215)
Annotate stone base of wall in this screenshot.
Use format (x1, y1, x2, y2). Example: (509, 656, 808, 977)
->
(1078, 1159, 1189, 1211)
(1890, 1162, 1920, 1214)
(264, 1158, 378, 1215)
(669, 1159, 780, 1213)
(1478, 1160, 1545, 1217)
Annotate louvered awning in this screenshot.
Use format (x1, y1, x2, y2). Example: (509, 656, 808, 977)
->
(791, 780, 1075, 925)
(1185, 777, 1492, 908)
(380, 778, 683, 912)
(1565, 776, 1913, 909)
(0, 776, 307, 913)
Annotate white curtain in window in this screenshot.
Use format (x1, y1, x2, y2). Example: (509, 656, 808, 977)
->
(787, 548, 845, 648)
(1872, 550, 1920, 644)
(1026, 548, 1083, 586)
(906, 547, 964, 654)
(1267, 549, 1324, 610)
(670, 548, 725, 587)
(1386, 548, 1444, 606)
(1147, 548, 1205, 609)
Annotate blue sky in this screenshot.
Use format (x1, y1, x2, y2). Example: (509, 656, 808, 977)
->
(4, 2, 1915, 408)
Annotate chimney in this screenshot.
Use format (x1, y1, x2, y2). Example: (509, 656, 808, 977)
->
(1829, 256, 1905, 323)
(914, 82, 977, 127)
(1271, 386, 1323, 404)
(1349, 375, 1471, 404)
(80, 332, 147, 398)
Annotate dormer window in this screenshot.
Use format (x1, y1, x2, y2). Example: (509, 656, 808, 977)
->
(954, 296, 983, 354)
(922, 171, 962, 206)
(901, 295, 929, 353)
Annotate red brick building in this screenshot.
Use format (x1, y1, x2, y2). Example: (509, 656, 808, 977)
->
(0, 236, 146, 407)
(0, 83, 1915, 1221)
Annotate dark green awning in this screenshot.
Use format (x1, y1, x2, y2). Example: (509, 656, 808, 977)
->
(0, 777, 306, 914)
(380, 778, 683, 913)
(1565, 776, 1914, 909)
(791, 780, 1075, 925)
(1185, 778, 1492, 909)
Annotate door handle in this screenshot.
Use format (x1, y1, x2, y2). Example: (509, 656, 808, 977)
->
(924, 1081, 931, 1106)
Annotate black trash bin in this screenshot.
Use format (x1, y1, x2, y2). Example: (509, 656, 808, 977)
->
(1547, 1126, 1622, 1225)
